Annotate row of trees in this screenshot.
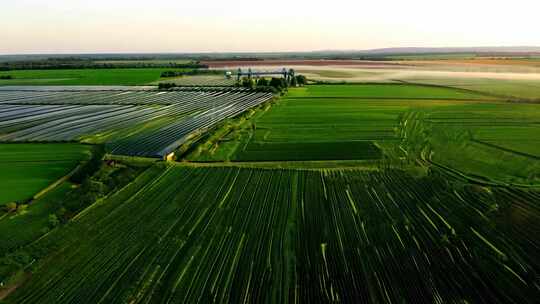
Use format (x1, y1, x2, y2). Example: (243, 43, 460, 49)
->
(160, 68, 222, 78)
(157, 74, 307, 93)
(0, 60, 206, 71)
(238, 75, 307, 91)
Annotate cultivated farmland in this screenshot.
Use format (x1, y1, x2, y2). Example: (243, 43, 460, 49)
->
(190, 84, 540, 185)
(399, 102, 540, 185)
(0, 68, 174, 86)
(5, 165, 539, 303)
(286, 84, 493, 100)
(0, 88, 273, 158)
(190, 84, 500, 162)
(1, 72, 540, 304)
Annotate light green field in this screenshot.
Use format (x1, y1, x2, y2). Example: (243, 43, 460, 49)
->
(189, 84, 496, 162)
(0, 68, 178, 86)
(295, 64, 540, 101)
(190, 83, 540, 185)
(287, 84, 494, 100)
(403, 77, 540, 100)
(400, 101, 540, 185)
(0, 144, 91, 204)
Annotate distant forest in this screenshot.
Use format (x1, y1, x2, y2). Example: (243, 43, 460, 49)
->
(1, 46, 540, 70)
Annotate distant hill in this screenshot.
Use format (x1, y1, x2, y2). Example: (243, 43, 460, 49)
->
(345, 46, 540, 55)
(2, 46, 540, 64)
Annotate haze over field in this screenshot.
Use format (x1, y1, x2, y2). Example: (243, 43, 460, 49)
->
(1, 1, 540, 302)
(2, 0, 540, 54)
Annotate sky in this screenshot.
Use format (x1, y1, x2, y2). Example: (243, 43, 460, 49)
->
(2, 0, 540, 54)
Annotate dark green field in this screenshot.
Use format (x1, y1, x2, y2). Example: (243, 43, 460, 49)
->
(0, 68, 175, 86)
(0, 143, 91, 205)
(3, 165, 539, 303)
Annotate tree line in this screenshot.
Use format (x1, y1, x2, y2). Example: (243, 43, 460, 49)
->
(238, 75, 307, 92)
(160, 69, 224, 78)
(0, 60, 207, 71)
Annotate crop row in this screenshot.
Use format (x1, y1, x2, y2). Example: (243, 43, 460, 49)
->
(107, 92, 274, 157)
(0, 104, 183, 142)
(6, 166, 540, 303)
(0, 88, 251, 105)
(234, 140, 383, 161)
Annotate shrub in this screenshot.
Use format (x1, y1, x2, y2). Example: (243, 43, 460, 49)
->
(4, 202, 17, 213)
(70, 145, 105, 184)
(17, 204, 28, 214)
(158, 83, 177, 90)
(269, 77, 286, 89)
(48, 214, 60, 228)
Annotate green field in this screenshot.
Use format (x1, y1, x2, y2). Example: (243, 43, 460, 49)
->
(403, 78, 540, 101)
(0, 68, 176, 86)
(287, 84, 493, 100)
(4, 165, 538, 303)
(0, 143, 91, 204)
(400, 102, 540, 185)
(190, 84, 540, 185)
(190, 84, 498, 162)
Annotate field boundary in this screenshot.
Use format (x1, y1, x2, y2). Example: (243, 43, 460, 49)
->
(175, 160, 384, 170)
(471, 139, 540, 160)
(105, 154, 387, 170)
(31, 164, 80, 201)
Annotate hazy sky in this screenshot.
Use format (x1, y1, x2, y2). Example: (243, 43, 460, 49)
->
(2, 0, 540, 54)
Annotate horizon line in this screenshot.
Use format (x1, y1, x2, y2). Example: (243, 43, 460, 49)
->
(2, 46, 540, 57)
